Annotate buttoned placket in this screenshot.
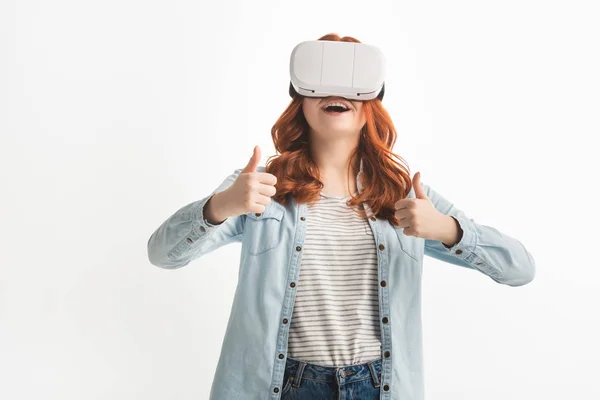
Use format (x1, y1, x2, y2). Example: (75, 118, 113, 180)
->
(366, 211, 393, 395)
(272, 201, 308, 397)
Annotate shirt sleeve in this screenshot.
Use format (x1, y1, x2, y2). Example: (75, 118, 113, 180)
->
(147, 168, 245, 269)
(421, 181, 536, 286)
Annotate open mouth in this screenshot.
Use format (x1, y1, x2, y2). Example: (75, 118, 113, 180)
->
(322, 104, 350, 114)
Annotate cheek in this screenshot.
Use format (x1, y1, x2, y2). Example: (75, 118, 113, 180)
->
(356, 107, 366, 123)
(302, 101, 318, 117)
(303, 106, 316, 122)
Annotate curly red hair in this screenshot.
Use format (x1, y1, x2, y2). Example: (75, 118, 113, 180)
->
(265, 33, 412, 227)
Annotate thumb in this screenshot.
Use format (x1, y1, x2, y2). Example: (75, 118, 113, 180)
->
(413, 172, 428, 199)
(242, 145, 261, 173)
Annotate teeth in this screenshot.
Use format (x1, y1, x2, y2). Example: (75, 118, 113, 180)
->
(323, 102, 349, 110)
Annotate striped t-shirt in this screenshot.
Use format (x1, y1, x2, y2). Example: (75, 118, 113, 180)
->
(287, 192, 382, 367)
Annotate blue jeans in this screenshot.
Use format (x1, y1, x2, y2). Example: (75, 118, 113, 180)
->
(281, 356, 382, 399)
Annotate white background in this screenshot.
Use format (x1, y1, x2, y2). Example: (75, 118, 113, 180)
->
(1, 0, 599, 399)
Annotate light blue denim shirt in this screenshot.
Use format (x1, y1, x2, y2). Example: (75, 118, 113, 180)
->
(147, 164, 535, 400)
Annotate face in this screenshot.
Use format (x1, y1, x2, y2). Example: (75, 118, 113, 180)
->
(302, 96, 367, 139)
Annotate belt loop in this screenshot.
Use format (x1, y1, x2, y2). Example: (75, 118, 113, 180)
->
(368, 360, 380, 387)
(292, 361, 306, 388)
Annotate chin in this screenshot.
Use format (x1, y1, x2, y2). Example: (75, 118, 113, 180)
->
(315, 127, 360, 137)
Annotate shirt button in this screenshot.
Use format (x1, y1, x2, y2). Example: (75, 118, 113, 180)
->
(378, 244, 385, 250)
(278, 353, 284, 359)
(255, 213, 261, 217)
(456, 249, 463, 255)
(273, 387, 280, 393)
(290, 282, 296, 288)
(283, 318, 288, 324)
(371, 217, 376, 221)
(300, 216, 305, 221)
(384, 351, 390, 358)
(383, 384, 390, 391)
(382, 317, 389, 323)
(380, 280, 387, 287)
(296, 246, 302, 251)
(199, 226, 206, 232)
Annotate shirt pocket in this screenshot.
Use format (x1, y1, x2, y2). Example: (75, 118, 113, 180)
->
(393, 227, 424, 263)
(245, 202, 285, 256)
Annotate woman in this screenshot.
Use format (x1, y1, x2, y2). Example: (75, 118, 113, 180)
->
(147, 34, 536, 400)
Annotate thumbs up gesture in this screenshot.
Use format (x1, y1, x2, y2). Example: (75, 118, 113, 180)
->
(393, 172, 448, 241)
(220, 145, 278, 216)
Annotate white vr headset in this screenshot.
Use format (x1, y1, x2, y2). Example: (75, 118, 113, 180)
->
(289, 40, 386, 102)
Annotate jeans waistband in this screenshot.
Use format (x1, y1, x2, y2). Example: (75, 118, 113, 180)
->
(285, 357, 382, 387)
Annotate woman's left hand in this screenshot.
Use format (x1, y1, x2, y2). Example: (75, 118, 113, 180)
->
(394, 172, 450, 241)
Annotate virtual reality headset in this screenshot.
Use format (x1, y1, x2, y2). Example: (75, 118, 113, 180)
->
(289, 40, 386, 102)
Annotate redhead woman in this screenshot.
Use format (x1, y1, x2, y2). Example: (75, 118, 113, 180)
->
(147, 33, 535, 400)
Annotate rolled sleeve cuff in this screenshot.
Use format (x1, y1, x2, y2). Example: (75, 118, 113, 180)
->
(442, 215, 477, 259)
(191, 192, 227, 236)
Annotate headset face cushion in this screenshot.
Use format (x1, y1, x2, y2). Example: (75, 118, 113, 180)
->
(289, 81, 384, 102)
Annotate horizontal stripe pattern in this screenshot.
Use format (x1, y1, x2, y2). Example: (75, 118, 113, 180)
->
(287, 192, 382, 367)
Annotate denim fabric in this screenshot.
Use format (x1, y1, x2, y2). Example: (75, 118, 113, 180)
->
(281, 357, 382, 400)
(147, 163, 536, 400)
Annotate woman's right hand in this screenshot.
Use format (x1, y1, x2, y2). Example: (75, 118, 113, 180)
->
(219, 145, 278, 217)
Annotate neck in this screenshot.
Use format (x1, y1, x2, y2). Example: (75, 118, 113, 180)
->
(309, 131, 361, 196)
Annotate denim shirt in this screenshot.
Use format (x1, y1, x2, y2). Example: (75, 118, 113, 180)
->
(147, 165, 535, 400)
